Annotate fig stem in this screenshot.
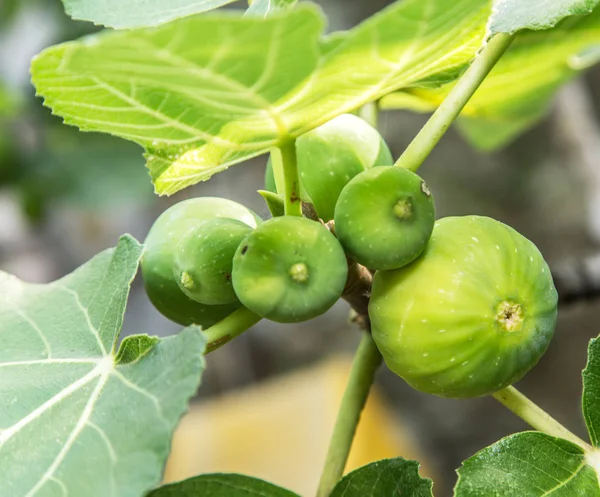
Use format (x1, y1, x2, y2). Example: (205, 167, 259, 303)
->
(203, 307, 262, 354)
(394, 32, 515, 172)
(279, 140, 303, 217)
(492, 386, 591, 450)
(316, 333, 383, 497)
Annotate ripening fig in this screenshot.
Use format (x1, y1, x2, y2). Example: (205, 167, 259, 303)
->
(141, 197, 261, 327)
(264, 114, 392, 221)
(334, 166, 435, 270)
(173, 218, 253, 306)
(369, 216, 558, 398)
(232, 216, 348, 323)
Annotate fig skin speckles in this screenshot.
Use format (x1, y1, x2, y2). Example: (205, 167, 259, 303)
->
(369, 216, 558, 399)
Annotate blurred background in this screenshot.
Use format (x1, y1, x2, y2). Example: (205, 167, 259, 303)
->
(1, 0, 600, 495)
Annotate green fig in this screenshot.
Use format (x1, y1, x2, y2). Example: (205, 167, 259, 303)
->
(141, 197, 261, 327)
(232, 216, 348, 323)
(174, 218, 253, 306)
(334, 166, 435, 271)
(369, 216, 558, 398)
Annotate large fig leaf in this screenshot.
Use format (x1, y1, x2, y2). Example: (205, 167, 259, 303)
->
(455, 432, 600, 496)
(61, 0, 237, 29)
(380, 7, 600, 150)
(0, 236, 206, 497)
(149, 474, 299, 496)
(583, 337, 600, 446)
(330, 458, 433, 497)
(32, 0, 490, 195)
(489, 0, 598, 34)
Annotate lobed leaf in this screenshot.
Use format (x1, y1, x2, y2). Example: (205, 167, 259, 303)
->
(489, 0, 599, 35)
(61, 0, 237, 29)
(455, 432, 600, 496)
(330, 458, 433, 497)
(32, 0, 491, 195)
(148, 474, 300, 496)
(0, 236, 206, 497)
(381, 7, 600, 150)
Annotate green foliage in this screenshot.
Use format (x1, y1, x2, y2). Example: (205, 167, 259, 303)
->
(32, 0, 491, 195)
(61, 0, 236, 29)
(381, 7, 600, 150)
(489, 0, 599, 34)
(330, 458, 433, 497)
(583, 338, 600, 446)
(149, 474, 299, 496)
(455, 432, 600, 496)
(0, 236, 206, 496)
(246, 0, 297, 17)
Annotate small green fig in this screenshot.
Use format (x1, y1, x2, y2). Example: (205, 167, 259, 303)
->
(173, 218, 253, 305)
(334, 166, 435, 271)
(232, 216, 348, 323)
(297, 113, 393, 222)
(141, 197, 261, 327)
(369, 216, 558, 399)
(264, 114, 392, 221)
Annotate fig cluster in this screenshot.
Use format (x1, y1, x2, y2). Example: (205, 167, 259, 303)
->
(142, 113, 558, 399)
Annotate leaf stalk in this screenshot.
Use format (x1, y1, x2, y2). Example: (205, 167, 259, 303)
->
(492, 386, 592, 451)
(395, 32, 516, 172)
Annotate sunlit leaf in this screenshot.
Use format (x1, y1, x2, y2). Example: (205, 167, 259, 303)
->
(380, 8, 600, 150)
(32, 0, 491, 195)
(455, 432, 600, 496)
(61, 0, 237, 29)
(149, 474, 299, 496)
(0, 236, 206, 496)
(489, 0, 598, 34)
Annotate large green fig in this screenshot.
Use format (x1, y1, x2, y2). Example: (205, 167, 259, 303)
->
(173, 218, 253, 305)
(369, 216, 558, 399)
(142, 197, 261, 327)
(334, 166, 435, 271)
(232, 216, 348, 323)
(264, 114, 392, 221)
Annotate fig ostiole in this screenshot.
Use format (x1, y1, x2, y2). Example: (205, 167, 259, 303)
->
(173, 218, 253, 306)
(369, 215, 558, 399)
(231, 216, 348, 323)
(334, 166, 435, 271)
(141, 197, 261, 327)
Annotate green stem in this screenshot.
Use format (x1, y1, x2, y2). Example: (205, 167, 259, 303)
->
(279, 140, 302, 217)
(492, 386, 591, 450)
(203, 307, 262, 354)
(316, 333, 383, 497)
(358, 102, 379, 129)
(269, 147, 286, 196)
(394, 32, 515, 172)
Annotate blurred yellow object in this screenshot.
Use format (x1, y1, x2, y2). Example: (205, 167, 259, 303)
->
(163, 354, 431, 496)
